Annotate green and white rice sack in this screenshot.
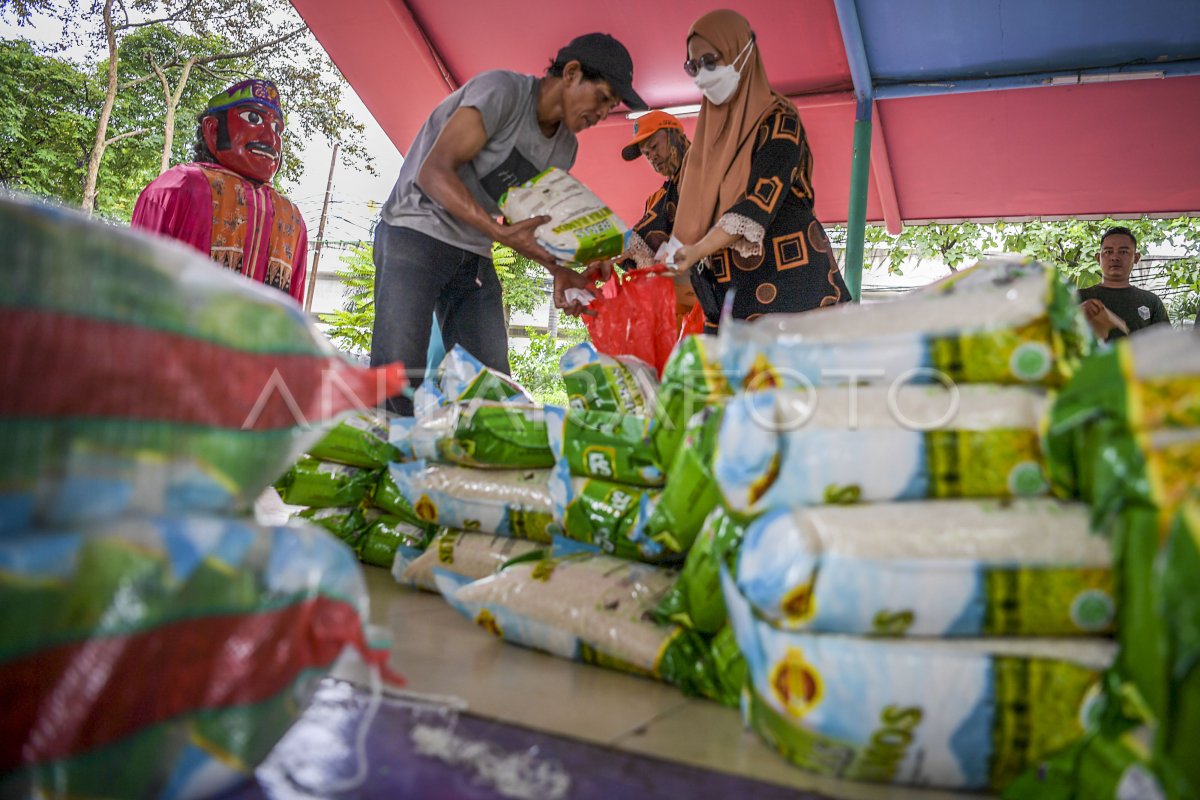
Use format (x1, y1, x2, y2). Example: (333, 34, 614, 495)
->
(388, 461, 556, 542)
(357, 510, 434, 569)
(499, 167, 630, 266)
(410, 400, 553, 469)
(719, 255, 1087, 390)
(559, 342, 658, 416)
(714, 384, 1051, 513)
(274, 457, 380, 508)
(440, 553, 721, 700)
(724, 566, 1115, 791)
(395, 530, 543, 593)
(737, 499, 1112, 637)
(307, 414, 398, 469)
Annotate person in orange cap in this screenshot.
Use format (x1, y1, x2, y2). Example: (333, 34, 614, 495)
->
(618, 110, 698, 319)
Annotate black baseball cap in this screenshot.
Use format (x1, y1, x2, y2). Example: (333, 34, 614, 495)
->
(555, 33, 648, 111)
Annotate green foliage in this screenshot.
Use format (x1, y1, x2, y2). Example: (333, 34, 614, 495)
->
(0, 38, 92, 200)
(492, 242, 544, 318)
(318, 241, 375, 356)
(1, 0, 372, 216)
(509, 326, 587, 406)
(837, 217, 1200, 296)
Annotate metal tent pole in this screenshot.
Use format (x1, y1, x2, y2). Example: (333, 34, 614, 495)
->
(833, 0, 875, 302)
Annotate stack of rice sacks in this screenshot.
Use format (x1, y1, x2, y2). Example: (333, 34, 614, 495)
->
(1017, 326, 1199, 799)
(274, 414, 438, 570)
(381, 345, 559, 592)
(0, 195, 403, 797)
(425, 343, 732, 703)
(694, 256, 1120, 792)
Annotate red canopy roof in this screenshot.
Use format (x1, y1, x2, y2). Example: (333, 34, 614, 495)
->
(289, 0, 1200, 230)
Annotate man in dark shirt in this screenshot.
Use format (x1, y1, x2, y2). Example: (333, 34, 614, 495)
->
(1078, 226, 1170, 342)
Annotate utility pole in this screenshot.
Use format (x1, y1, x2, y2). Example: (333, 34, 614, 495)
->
(305, 141, 339, 312)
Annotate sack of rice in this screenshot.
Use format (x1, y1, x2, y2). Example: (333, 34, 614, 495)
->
(1091, 428, 1200, 532)
(0, 514, 395, 799)
(438, 344, 535, 405)
(547, 457, 667, 562)
(559, 342, 658, 416)
(307, 414, 399, 469)
(297, 504, 368, 547)
(652, 335, 732, 472)
(411, 401, 553, 469)
(639, 405, 724, 556)
(723, 565, 1115, 791)
(715, 384, 1050, 514)
(0, 195, 405, 533)
(1004, 727, 1168, 800)
(1154, 501, 1200, 798)
(369, 469, 435, 529)
(358, 510, 434, 569)
(396, 530, 543, 593)
(719, 256, 1087, 392)
(544, 405, 663, 488)
(499, 167, 630, 266)
(439, 553, 724, 702)
(388, 461, 556, 542)
(656, 506, 752, 635)
(275, 457, 380, 508)
(737, 499, 1112, 637)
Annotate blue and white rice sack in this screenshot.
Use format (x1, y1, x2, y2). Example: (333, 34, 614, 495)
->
(718, 255, 1087, 391)
(736, 499, 1112, 637)
(713, 383, 1051, 514)
(721, 565, 1114, 790)
(386, 460, 556, 543)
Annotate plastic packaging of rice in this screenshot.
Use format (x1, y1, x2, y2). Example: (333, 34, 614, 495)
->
(714, 384, 1051, 514)
(0, 194, 405, 533)
(656, 506, 752, 634)
(307, 414, 399, 469)
(297, 504, 367, 547)
(395, 529, 543, 593)
(388, 461, 557, 542)
(437, 344, 535, 405)
(718, 256, 1087, 392)
(499, 167, 631, 267)
(559, 342, 658, 416)
(410, 401, 553, 469)
(639, 405, 725, 556)
(544, 405, 663, 488)
(439, 553, 724, 701)
(274, 457, 380, 508)
(0, 514, 397, 799)
(652, 335, 732, 472)
(357, 510, 434, 569)
(1154, 501, 1200, 798)
(737, 499, 1113, 637)
(723, 565, 1115, 791)
(547, 457, 668, 562)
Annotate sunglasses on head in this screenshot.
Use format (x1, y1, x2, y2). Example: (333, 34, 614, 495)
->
(683, 52, 720, 77)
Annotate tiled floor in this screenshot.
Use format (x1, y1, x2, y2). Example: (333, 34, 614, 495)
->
(332, 566, 984, 800)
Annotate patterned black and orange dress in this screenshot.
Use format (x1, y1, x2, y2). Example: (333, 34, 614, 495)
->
(689, 105, 850, 332)
(622, 175, 678, 268)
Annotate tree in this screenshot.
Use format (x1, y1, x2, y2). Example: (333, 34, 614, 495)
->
(319, 241, 375, 356)
(1, 0, 373, 214)
(0, 38, 94, 200)
(492, 242, 545, 328)
(509, 327, 587, 406)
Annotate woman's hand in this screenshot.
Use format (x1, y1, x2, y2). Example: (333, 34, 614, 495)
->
(671, 244, 702, 273)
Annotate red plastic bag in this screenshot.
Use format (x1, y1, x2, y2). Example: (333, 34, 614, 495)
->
(584, 266, 678, 377)
(680, 302, 707, 338)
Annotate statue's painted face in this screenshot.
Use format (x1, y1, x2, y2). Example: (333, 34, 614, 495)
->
(203, 103, 283, 183)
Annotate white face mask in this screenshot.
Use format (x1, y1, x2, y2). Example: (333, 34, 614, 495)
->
(693, 37, 755, 106)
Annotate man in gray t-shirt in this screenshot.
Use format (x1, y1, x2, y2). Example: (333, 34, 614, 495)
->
(370, 33, 646, 414)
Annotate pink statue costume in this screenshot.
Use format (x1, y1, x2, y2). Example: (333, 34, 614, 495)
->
(132, 78, 308, 303)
